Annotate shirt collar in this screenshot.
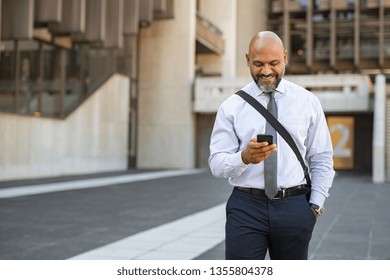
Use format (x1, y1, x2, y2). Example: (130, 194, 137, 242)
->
(253, 78, 286, 97)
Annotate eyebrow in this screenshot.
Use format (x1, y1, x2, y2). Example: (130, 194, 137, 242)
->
(252, 59, 280, 65)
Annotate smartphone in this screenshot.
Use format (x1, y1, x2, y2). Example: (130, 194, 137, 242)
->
(257, 134, 273, 145)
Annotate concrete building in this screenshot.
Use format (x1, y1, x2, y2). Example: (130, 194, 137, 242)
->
(0, 0, 389, 181)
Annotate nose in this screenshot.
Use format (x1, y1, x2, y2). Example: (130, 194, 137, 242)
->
(260, 64, 272, 76)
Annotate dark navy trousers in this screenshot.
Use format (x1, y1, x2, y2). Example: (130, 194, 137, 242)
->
(225, 187, 316, 260)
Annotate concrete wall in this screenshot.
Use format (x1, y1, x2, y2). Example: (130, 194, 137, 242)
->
(195, 1, 268, 168)
(196, 0, 237, 78)
(137, 0, 196, 169)
(0, 74, 129, 180)
(235, 0, 268, 77)
(135, 1, 270, 169)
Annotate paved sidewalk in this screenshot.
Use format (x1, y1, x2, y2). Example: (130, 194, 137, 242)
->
(0, 169, 231, 260)
(0, 169, 389, 260)
(197, 172, 390, 260)
(309, 172, 390, 259)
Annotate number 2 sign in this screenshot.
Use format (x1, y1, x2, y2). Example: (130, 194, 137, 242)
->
(327, 116, 355, 170)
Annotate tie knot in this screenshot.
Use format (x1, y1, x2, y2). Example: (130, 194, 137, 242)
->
(264, 91, 274, 98)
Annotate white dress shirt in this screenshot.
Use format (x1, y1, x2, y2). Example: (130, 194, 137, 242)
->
(208, 78, 335, 207)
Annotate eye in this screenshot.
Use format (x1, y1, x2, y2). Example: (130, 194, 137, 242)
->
(253, 61, 263, 67)
(270, 61, 279, 66)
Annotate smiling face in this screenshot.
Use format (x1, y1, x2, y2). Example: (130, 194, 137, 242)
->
(246, 32, 288, 92)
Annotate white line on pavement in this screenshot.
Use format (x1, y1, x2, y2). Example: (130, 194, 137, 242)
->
(0, 169, 205, 199)
(68, 203, 226, 260)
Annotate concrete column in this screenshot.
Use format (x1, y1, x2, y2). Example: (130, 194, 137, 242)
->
(306, 0, 313, 70)
(330, 0, 336, 68)
(354, 0, 360, 68)
(373, 74, 386, 183)
(379, 1, 384, 67)
(137, 0, 196, 169)
(235, 0, 267, 77)
(196, 0, 237, 78)
(1, 0, 34, 39)
(283, 0, 290, 56)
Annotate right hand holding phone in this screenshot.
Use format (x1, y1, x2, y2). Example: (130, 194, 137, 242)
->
(241, 138, 277, 165)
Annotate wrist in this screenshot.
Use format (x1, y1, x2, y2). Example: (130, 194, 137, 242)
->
(310, 207, 319, 218)
(241, 151, 250, 165)
(310, 203, 324, 217)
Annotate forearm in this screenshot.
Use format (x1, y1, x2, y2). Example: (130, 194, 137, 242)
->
(209, 151, 249, 179)
(308, 152, 335, 207)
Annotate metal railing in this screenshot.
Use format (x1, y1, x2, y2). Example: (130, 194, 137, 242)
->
(0, 40, 115, 119)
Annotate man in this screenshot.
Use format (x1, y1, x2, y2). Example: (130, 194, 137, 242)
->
(208, 31, 335, 260)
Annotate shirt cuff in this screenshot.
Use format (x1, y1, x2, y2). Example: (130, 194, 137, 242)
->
(309, 189, 326, 208)
(226, 151, 250, 176)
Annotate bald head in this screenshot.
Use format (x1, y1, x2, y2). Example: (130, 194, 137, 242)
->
(248, 31, 285, 55)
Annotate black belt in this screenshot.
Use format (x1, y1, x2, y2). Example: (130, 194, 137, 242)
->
(235, 184, 310, 200)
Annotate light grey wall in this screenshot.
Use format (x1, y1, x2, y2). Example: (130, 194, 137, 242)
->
(137, 0, 196, 169)
(0, 74, 129, 180)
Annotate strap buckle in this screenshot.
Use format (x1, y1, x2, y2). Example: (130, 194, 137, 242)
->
(271, 188, 286, 200)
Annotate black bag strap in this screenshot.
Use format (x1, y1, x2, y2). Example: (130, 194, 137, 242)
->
(235, 90, 311, 188)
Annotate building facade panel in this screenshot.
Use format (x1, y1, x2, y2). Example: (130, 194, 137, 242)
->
(0, 75, 129, 180)
(137, 0, 196, 169)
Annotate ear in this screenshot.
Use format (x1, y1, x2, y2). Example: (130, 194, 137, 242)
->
(246, 53, 250, 67)
(284, 50, 288, 65)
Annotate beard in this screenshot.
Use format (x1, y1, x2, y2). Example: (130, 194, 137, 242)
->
(251, 66, 285, 92)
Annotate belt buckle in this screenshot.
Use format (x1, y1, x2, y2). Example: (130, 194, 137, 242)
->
(272, 189, 285, 200)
